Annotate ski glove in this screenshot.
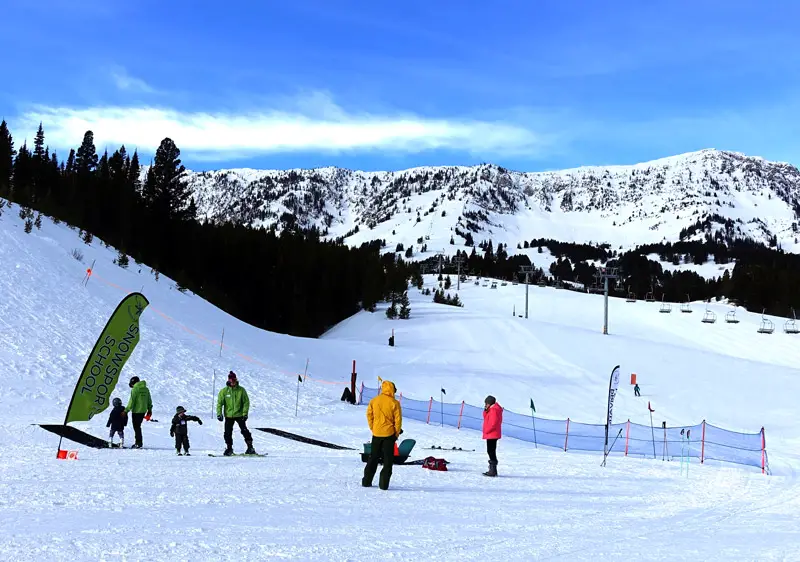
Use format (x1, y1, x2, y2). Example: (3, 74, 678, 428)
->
(218, 415, 224, 422)
(170, 430, 174, 437)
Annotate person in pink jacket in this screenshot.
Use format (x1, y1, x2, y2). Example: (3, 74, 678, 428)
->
(482, 395, 503, 477)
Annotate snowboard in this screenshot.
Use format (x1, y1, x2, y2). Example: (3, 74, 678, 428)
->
(208, 453, 268, 457)
(424, 446, 474, 451)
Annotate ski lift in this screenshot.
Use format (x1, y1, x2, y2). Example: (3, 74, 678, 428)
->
(537, 279, 546, 287)
(626, 290, 636, 303)
(512, 280, 519, 285)
(490, 282, 498, 289)
(474, 279, 479, 286)
(680, 294, 692, 313)
(501, 281, 508, 286)
(784, 308, 800, 334)
(645, 291, 655, 302)
(659, 296, 672, 313)
(701, 304, 717, 324)
(757, 309, 775, 334)
(725, 310, 739, 324)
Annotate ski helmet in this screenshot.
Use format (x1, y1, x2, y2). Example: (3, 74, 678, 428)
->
(484, 395, 496, 406)
(129, 376, 140, 388)
(176, 406, 186, 414)
(112, 397, 122, 407)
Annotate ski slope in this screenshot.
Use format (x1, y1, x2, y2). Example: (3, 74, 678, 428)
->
(1, 200, 800, 560)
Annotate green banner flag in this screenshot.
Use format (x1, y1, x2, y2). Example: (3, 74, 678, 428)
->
(530, 398, 536, 413)
(64, 292, 149, 424)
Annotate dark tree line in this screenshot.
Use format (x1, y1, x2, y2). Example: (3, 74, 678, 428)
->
(0, 121, 409, 337)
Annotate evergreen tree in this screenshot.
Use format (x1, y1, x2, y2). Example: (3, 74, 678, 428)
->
(385, 298, 398, 319)
(116, 250, 130, 268)
(444, 275, 452, 290)
(12, 142, 32, 204)
(399, 291, 411, 319)
(75, 131, 98, 176)
(24, 219, 33, 233)
(144, 138, 194, 221)
(34, 212, 42, 230)
(0, 120, 16, 196)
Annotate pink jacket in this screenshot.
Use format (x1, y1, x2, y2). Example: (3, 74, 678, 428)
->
(482, 403, 503, 439)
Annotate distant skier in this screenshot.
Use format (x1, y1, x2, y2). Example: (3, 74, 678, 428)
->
(482, 395, 503, 477)
(634, 383, 641, 397)
(123, 376, 153, 449)
(362, 380, 403, 490)
(170, 406, 202, 456)
(106, 397, 127, 448)
(216, 371, 256, 456)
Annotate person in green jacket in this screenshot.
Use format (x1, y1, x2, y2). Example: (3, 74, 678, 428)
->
(124, 376, 153, 448)
(216, 371, 256, 455)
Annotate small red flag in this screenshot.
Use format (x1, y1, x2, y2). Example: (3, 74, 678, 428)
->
(648, 401, 655, 412)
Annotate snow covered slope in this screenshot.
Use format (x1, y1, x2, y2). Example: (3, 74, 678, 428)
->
(2, 199, 800, 560)
(186, 149, 800, 258)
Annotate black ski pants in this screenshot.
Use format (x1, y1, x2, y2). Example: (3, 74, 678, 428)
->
(175, 431, 190, 453)
(131, 413, 145, 447)
(362, 435, 396, 490)
(224, 416, 253, 448)
(486, 438, 498, 464)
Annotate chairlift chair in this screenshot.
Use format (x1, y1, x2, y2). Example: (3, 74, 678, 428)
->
(701, 306, 717, 324)
(659, 296, 672, 313)
(680, 294, 692, 313)
(490, 282, 498, 289)
(645, 291, 655, 302)
(784, 308, 800, 334)
(725, 310, 739, 324)
(501, 281, 508, 286)
(757, 309, 775, 334)
(626, 292, 636, 303)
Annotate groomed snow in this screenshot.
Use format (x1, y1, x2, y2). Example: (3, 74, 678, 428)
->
(1, 200, 800, 560)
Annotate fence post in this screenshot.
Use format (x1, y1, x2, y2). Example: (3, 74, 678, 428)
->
(700, 420, 706, 464)
(761, 426, 766, 475)
(625, 419, 630, 456)
(457, 401, 465, 429)
(564, 418, 570, 451)
(358, 382, 364, 405)
(426, 398, 433, 424)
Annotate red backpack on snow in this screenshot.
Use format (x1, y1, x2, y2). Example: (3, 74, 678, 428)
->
(422, 456, 448, 471)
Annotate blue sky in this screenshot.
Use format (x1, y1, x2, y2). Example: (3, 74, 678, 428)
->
(2, 0, 800, 172)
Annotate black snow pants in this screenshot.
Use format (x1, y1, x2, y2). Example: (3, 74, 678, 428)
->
(132, 413, 145, 447)
(224, 416, 253, 448)
(175, 429, 190, 453)
(362, 435, 396, 490)
(487, 438, 498, 464)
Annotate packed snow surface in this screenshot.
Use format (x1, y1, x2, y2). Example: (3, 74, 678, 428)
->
(1, 201, 800, 560)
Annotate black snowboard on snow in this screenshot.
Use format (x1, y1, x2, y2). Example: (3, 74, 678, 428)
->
(256, 427, 355, 450)
(38, 424, 121, 448)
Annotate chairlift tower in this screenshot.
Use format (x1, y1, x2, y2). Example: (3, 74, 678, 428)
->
(453, 255, 464, 291)
(520, 265, 535, 319)
(599, 266, 620, 335)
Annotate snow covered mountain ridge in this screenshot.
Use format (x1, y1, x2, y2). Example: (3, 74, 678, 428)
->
(185, 149, 800, 255)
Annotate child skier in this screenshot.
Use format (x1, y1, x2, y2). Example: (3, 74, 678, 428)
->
(106, 397, 127, 448)
(170, 406, 203, 456)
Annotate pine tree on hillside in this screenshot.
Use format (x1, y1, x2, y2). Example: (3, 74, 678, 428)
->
(75, 131, 98, 177)
(24, 218, 33, 233)
(399, 291, 411, 319)
(116, 250, 129, 268)
(144, 138, 194, 221)
(12, 142, 32, 204)
(386, 297, 398, 319)
(34, 212, 42, 230)
(0, 120, 15, 196)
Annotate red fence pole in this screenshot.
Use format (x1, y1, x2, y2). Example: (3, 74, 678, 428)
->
(625, 419, 630, 456)
(426, 398, 433, 424)
(564, 418, 570, 451)
(701, 420, 706, 464)
(761, 426, 766, 475)
(457, 401, 465, 429)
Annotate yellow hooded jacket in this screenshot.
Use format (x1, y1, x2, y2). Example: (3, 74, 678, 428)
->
(367, 380, 403, 438)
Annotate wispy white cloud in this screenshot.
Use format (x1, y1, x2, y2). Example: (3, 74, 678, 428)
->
(110, 66, 157, 94)
(15, 93, 552, 160)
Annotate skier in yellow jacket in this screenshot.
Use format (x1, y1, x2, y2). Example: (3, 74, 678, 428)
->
(362, 380, 403, 490)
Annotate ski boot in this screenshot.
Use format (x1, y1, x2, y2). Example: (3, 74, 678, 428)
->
(184, 451, 191, 456)
(244, 441, 257, 455)
(483, 461, 498, 477)
(120, 437, 125, 448)
(223, 447, 234, 456)
(177, 450, 183, 456)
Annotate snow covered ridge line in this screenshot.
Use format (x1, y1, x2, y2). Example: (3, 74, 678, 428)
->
(185, 148, 800, 251)
(358, 385, 769, 473)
